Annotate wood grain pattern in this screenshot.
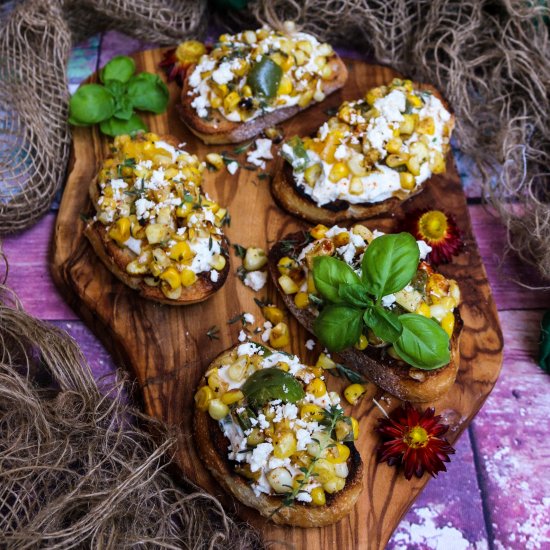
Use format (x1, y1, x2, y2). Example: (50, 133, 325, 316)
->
(51, 50, 503, 549)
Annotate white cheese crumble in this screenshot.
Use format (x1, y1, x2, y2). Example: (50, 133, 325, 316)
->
(226, 161, 239, 175)
(243, 270, 267, 291)
(246, 138, 273, 169)
(305, 339, 316, 351)
(238, 330, 248, 342)
(243, 312, 255, 324)
(417, 239, 433, 260)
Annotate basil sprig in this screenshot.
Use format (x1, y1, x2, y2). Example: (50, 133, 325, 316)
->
(69, 55, 169, 137)
(247, 56, 283, 99)
(311, 233, 451, 369)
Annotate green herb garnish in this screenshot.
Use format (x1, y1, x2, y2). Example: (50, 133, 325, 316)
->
(242, 368, 305, 407)
(247, 56, 283, 99)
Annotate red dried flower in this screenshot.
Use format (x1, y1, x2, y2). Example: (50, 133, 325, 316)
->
(376, 403, 455, 480)
(159, 40, 207, 85)
(403, 209, 463, 265)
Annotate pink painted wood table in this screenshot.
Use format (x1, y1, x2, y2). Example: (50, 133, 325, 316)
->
(3, 30, 550, 550)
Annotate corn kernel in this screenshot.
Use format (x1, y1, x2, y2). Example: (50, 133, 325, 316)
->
(316, 352, 336, 370)
(449, 280, 461, 305)
(323, 476, 346, 494)
(242, 85, 253, 97)
(208, 399, 229, 420)
(207, 369, 224, 393)
(194, 386, 213, 411)
(210, 94, 222, 109)
(294, 49, 307, 66)
(307, 272, 317, 293)
(399, 113, 417, 135)
(247, 428, 265, 446)
(310, 224, 329, 240)
(221, 389, 244, 406)
(176, 201, 193, 217)
(406, 155, 421, 176)
(243, 30, 257, 44)
(262, 305, 284, 325)
(332, 232, 350, 247)
(160, 266, 181, 290)
(386, 137, 403, 154)
(386, 153, 409, 168)
(310, 487, 326, 506)
(351, 417, 359, 440)
(329, 162, 350, 183)
(407, 93, 423, 108)
(321, 65, 332, 79)
(429, 150, 446, 174)
(416, 302, 432, 317)
(277, 362, 289, 372)
(300, 404, 325, 422)
(277, 76, 292, 95)
(354, 334, 368, 350)
(416, 116, 435, 135)
(278, 274, 299, 295)
(180, 268, 197, 287)
(277, 256, 299, 275)
(344, 383, 367, 405)
(306, 378, 326, 397)
(335, 419, 352, 441)
(365, 86, 385, 105)
(169, 241, 193, 261)
(223, 91, 240, 112)
(243, 247, 267, 271)
(269, 322, 290, 348)
(326, 442, 350, 464)
(294, 292, 309, 309)
(273, 431, 297, 459)
(298, 89, 314, 107)
(108, 217, 131, 245)
(312, 458, 336, 483)
(441, 312, 455, 337)
(209, 253, 226, 271)
(400, 171, 416, 190)
(409, 141, 429, 162)
(206, 153, 224, 171)
(304, 163, 322, 186)
(126, 259, 148, 275)
(145, 223, 168, 245)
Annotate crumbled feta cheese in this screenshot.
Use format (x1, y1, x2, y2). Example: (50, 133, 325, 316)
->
(381, 294, 397, 308)
(247, 138, 273, 168)
(212, 62, 234, 85)
(237, 342, 264, 357)
(417, 239, 433, 260)
(190, 95, 209, 118)
(210, 270, 219, 282)
(123, 236, 141, 255)
(249, 442, 274, 473)
(305, 339, 315, 351)
(134, 197, 156, 219)
(243, 270, 267, 291)
(238, 329, 248, 342)
(226, 161, 239, 175)
(243, 312, 255, 324)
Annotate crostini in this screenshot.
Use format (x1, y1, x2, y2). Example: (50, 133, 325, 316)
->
(268, 224, 463, 402)
(85, 132, 230, 304)
(180, 22, 348, 144)
(273, 78, 455, 224)
(194, 343, 363, 527)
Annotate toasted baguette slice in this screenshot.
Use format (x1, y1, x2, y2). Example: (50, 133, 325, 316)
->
(271, 83, 454, 225)
(180, 55, 348, 145)
(268, 231, 463, 402)
(85, 133, 230, 305)
(194, 345, 364, 527)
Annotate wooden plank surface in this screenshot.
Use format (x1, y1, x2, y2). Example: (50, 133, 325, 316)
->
(47, 48, 504, 549)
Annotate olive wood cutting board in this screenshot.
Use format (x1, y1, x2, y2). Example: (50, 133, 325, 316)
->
(51, 49, 503, 549)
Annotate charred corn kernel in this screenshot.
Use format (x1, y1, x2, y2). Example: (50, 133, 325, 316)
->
(406, 92, 423, 108)
(246, 428, 265, 446)
(323, 476, 346, 494)
(278, 274, 299, 295)
(306, 378, 327, 398)
(344, 383, 367, 405)
(365, 86, 385, 105)
(149, 262, 164, 278)
(351, 417, 359, 440)
(180, 268, 197, 287)
(175, 40, 206, 64)
(307, 272, 317, 293)
(294, 292, 309, 309)
(310, 487, 326, 506)
(214, 208, 227, 223)
(207, 369, 223, 393)
(399, 171, 416, 190)
(169, 241, 192, 261)
(194, 386, 214, 411)
(270, 52, 286, 67)
(427, 273, 450, 298)
(441, 312, 455, 337)
(409, 141, 429, 162)
(354, 334, 368, 350)
(312, 458, 336, 483)
(273, 431, 297, 459)
(242, 84, 253, 97)
(223, 91, 240, 112)
(108, 217, 131, 245)
(406, 155, 421, 176)
(296, 40, 313, 54)
(304, 163, 322, 186)
(209, 254, 226, 271)
(399, 113, 417, 135)
(269, 322, 290, 348)
(429, 150, 446, 174)
(277, 76, 292, 95)
(145, 223, 168, 244)
(228, 356, 247, 381)
(310, 224, 328, 240)
(338, 104, 353, 123)
(386, 153, 409, 168)
(352, 224, 373, 241)
(316, 352, 336, 370)
(210, 94, 222, 109)
(281, 55, 294, 72)
(160, 267, 181, 290)
(277, 362, 290, 372)
(326, 442, 350, 464)
(386, 137, 403, 154)
(308, 366, 324, 377)
(335, 419, 352, 441)
(329, 162, 350, 183)
(294, 49, 307, 66)
(176, 201, 193, 217)
(208, 399, 229, 420)
(417, 116, 435, 135)
(267, 467, 293, 494)
(300, 404, 325, 422)
(243, 247, 267, 271)
(126, 259, 148, 275)
(262, 305, 284, 325)
(277, 256, 299, 275)
(298, 89, 314, 107)
(333, 231, 350, 247)
(221, 389, 244, 406)
(205, 153, 224, 170)
(416, 302, 432, 317)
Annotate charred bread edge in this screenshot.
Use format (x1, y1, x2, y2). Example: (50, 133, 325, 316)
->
(180, 55, 349, 145)
(271, 83, 455, 224)
(268, 231, 463, 403)
(193, 346, 364, 527)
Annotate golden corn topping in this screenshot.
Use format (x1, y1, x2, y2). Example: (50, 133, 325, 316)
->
(281, 78, 454, 206)
(277, 224, 461, 345)
(188, 22, 337, 123)
(94, 132, 228, 300)
(195, 343, 357, 505)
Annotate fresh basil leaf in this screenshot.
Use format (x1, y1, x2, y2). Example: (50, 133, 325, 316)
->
(69, 84, 115, 125)
(338, 284, 373, 308)
(393, 313, 450, 370)
(127, 73, 169, 114)
(113, 95, 134, 120)
(103, 79, 127, 99)
(361, 233, 419, 299)
(539, 310, 550, 374)
(313, 305, 363, 352)
(99, 113, 148, 137)
(363, 305, 402, 343)
(281, 136, 309, 171)
(247, 56, 283, 99)
(100, 55, 136, 84)
(242, 368, 305, 407)
(313, 256, 361, 304)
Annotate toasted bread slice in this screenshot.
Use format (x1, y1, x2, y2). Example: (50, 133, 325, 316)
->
(180, 55, 348, 145)
(268, 231, 463, 402)
(193, 345, 364, 527)
(271, 83, 455, 225)
(85, 133, 230, 305)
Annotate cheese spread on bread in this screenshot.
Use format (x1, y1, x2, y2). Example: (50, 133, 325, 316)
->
(187, 22, 338, 123)
(195, 343, 358, 504)
(277, 224, 461, 342)
(281, 79, 454, 207)
(93, 132, 228, 300)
